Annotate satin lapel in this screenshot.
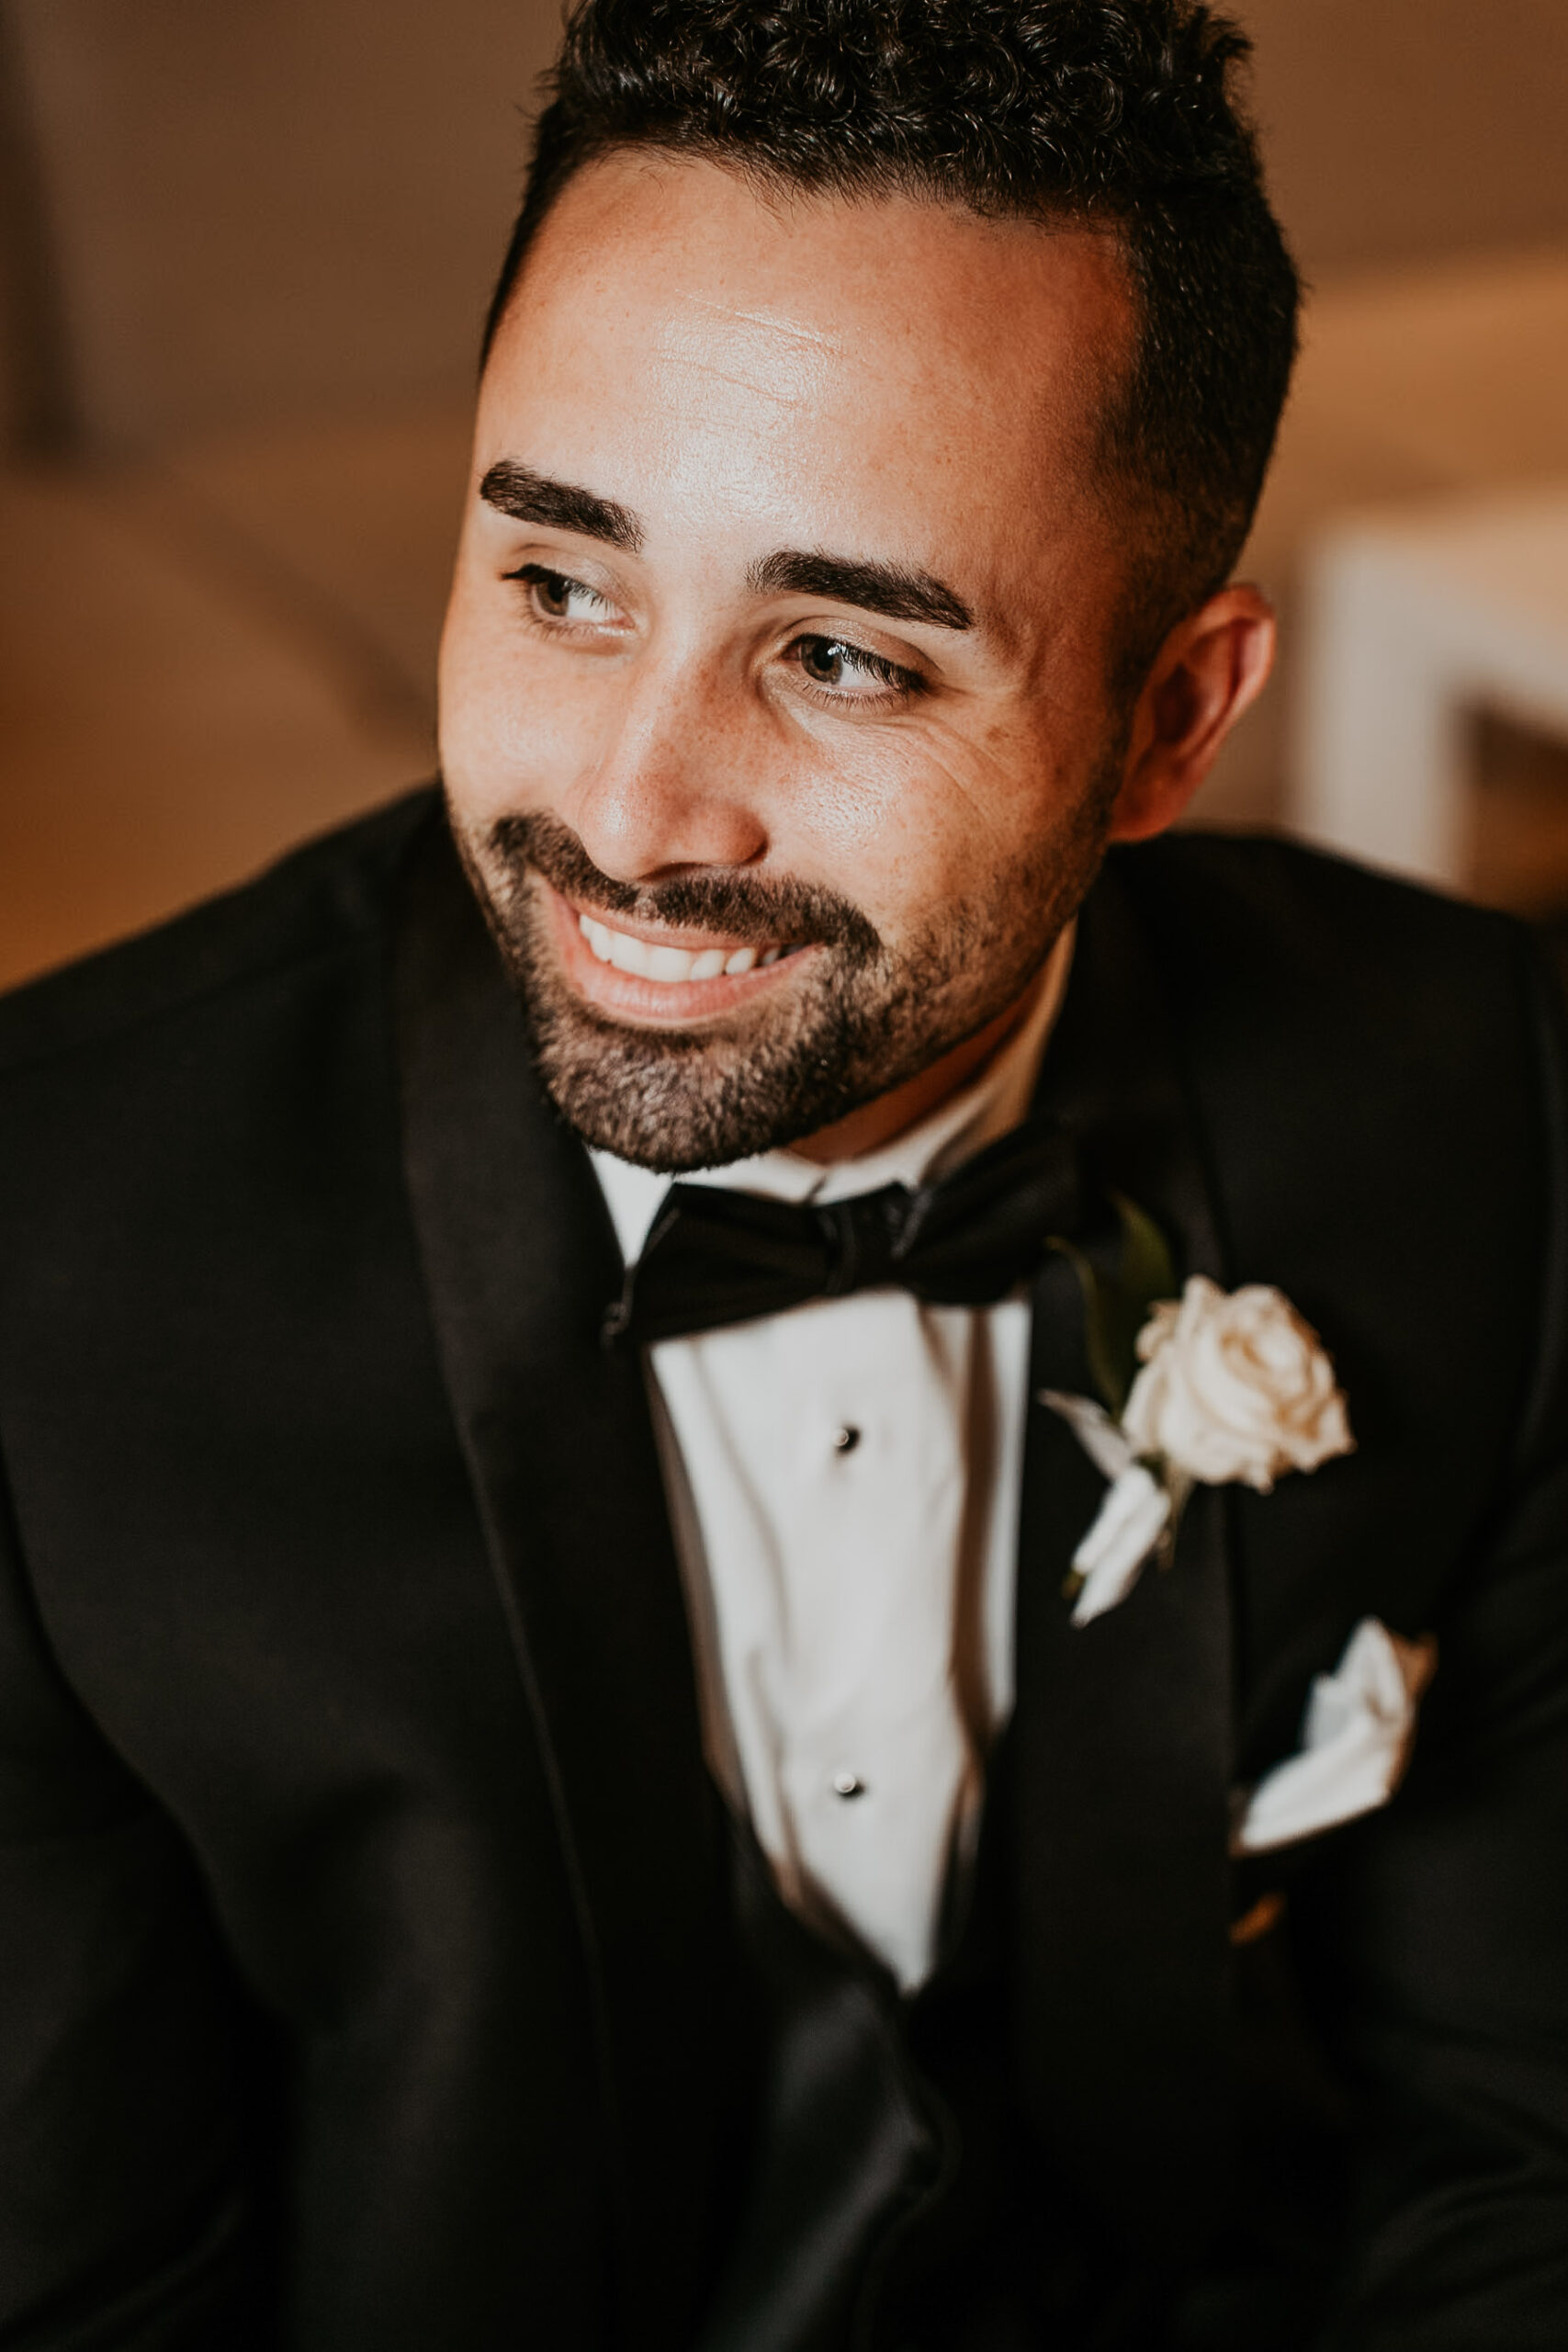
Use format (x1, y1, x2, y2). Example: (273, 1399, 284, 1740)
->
(393, 812, 731, 2343)
(1014, 854, 1235, 2262)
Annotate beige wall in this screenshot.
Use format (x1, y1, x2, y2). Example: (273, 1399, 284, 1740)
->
(5, 0, 564, 449)
(1241, 0, 1568, 272)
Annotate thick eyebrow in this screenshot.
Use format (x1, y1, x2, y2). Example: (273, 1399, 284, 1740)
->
(748, 548, 973, 633)
(479, 460, 644, 554)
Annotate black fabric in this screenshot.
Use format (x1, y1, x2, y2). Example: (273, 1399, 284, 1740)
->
(1008, 870, 1238, 2267)
(395, 809, 743, 2338)
(0, 799, 624, 2348)
(693, 1824, 942, 2352)
(700, 1742, 1207, 2352)
(692, 1757, 1027, 2352)
(885, 1741, 1138, 2352)
(603, 1118, 1082, 1346)
(0, 786, 1564, 2346)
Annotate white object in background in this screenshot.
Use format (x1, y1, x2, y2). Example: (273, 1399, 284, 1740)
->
(1293, 487, 1568, 889)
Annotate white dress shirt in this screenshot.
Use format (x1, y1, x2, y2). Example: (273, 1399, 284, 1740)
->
(592, 930, 1074, 1991)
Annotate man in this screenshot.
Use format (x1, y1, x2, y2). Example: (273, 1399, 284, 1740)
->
(1, 2, 1564, 2346)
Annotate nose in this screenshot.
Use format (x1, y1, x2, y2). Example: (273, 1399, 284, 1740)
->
(563, 657, 768, 885)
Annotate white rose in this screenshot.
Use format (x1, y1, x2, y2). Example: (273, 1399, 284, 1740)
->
(1121, 1275, 1353, 1493)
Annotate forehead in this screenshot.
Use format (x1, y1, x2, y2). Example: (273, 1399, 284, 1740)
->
(479, 153, 1133, 564)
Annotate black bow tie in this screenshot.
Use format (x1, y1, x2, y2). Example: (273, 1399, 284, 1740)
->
(603, 1115, 1081, 1348)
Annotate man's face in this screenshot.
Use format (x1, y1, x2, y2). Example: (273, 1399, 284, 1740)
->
(440, 154, 1140, 1170)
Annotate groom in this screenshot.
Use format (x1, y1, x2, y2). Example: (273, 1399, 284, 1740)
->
(1, 3, 1565, 2346)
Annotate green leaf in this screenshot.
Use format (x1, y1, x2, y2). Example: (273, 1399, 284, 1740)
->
(1045, 1194, 1179, 1419)
(1111, 1190, 1177, 1316)
(1044, 1235, 1126, 1417)
(1097, 1193, 1178, 1407)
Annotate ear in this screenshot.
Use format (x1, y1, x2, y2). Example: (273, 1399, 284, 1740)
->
(1107, 585, 1276, 843)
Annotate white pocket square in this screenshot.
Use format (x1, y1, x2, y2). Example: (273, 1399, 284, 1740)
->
(1232, 1616, 1438, 1858)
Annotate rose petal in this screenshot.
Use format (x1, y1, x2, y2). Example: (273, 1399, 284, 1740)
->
(1126, 1276, 1353, 1490)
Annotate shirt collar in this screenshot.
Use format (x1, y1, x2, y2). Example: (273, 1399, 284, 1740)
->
(592, 922, 1076, 1267)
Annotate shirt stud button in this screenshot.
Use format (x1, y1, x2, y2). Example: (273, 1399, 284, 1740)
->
(832, 1425, 861, 1454)
(832, 1771, 866, 1799)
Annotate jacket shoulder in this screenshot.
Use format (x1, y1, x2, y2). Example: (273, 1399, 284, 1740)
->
(1113, 826, 1524, 961)
(1109, 830, 1539, 1069)
(0, 786, 440, 1080)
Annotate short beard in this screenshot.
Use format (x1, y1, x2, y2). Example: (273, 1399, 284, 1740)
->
(451, 782, 1114, 1173)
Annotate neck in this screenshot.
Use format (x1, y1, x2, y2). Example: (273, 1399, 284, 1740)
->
(789, 973, 1047, 1167)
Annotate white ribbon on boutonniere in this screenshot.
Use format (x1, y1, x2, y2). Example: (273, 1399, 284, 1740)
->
(1039, 1204, 1355, 1626)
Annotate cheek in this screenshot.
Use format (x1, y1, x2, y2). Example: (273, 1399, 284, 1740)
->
(761, 742, 950, 936)
(437, 582, 604, 828)
(799, 718, 1077, 940)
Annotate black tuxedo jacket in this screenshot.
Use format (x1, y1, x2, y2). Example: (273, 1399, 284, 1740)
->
(0, 788, 1564, 2349)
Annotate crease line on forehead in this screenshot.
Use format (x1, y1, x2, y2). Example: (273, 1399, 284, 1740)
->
(674, 290, 842, 351)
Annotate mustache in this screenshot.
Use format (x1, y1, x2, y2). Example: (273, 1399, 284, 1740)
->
(488, 811, 883, 963)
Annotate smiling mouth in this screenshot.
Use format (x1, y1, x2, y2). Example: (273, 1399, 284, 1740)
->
(575, 910, 799, 985)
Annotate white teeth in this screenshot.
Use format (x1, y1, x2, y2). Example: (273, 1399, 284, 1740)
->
(580, 914, 615, 965)
(645, 943, 694, 981)
(576, 910, 784, 986)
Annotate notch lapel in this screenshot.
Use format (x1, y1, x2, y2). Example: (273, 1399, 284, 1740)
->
(1014, 855, 1235, 2262)
(393, 811, 734, 2344)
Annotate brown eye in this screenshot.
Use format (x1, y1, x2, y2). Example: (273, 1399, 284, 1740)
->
(800, 636, 852, 686)
(504, 563, 618, 629)
(527, 567, 574, 618)
(792, 633, 918, 700)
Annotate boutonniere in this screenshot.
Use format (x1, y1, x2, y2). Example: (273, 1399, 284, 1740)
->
(1042, 1202, 1354, 1625)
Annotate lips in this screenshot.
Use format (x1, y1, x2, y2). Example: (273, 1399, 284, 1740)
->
(539, 881, 809, 1026)
(576, 910, 791, 985)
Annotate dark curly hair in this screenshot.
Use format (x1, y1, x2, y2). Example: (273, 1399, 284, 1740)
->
(484, 0, 1300, 687)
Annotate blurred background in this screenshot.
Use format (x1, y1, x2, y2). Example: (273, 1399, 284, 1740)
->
(2, 0, 1566, 989)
